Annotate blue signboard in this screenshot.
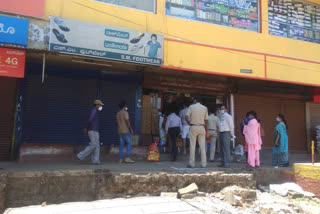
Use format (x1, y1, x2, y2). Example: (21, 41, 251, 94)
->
(0, 15, 29, 46)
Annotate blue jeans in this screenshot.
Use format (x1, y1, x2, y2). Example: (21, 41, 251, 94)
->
(119, 132, 132, 160)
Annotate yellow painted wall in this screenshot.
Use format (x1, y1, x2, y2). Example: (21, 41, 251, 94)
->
(45, 0, 320, 86)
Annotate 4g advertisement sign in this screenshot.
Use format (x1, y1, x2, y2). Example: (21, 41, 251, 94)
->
(0, 48, 26, 78)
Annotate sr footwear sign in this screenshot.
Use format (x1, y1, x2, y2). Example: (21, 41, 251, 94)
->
(49, 16, 164, 66)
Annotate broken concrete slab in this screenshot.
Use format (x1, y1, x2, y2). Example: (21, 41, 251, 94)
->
(160, 192, 178, 198)
(178, 183, 198, 195)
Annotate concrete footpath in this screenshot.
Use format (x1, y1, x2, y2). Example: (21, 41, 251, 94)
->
(4, 197, 205, 214)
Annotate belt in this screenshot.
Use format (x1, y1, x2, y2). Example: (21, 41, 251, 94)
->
(208, 129, 217, 131)
(191, 124, 204, 126)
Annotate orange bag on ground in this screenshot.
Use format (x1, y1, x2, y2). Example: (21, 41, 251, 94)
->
(147, 137, 160, 162)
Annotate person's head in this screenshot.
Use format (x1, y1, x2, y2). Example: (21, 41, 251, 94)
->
(194, 96, 201, 103)
(277, 113, 288, 129)
(119, 101, 127, 110)
(249, 111, 257, 119)
(209, 107, 216, 115)
(151, 34, 157, 43)
(183, 102, 189, 108)
(220, 105, 227, 114)
(93, 99, 104, 111)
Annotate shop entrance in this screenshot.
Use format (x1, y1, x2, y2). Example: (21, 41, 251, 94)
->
(139, 87, 227, 147)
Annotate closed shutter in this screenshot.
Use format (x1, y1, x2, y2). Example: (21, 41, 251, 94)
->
(309, 103, 320, 141)
(0, 77, 17, 160)
(235, 94, 306, 150)
(100, 78, 137, 145)
(22, 74, 98, 145)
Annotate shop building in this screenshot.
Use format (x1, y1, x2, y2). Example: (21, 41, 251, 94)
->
(0, 14, 28, 160)
(1, 0, 320, 160)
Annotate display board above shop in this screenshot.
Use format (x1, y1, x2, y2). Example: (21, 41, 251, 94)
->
(49, 16, 163, 66)
(165, 0, 260, 32)
(268, 0, 320, 44)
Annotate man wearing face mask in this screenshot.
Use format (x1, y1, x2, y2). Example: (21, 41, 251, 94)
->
(77, 99, 104, 165)
(218, 105, 235, 168)
(116, 101, 135, 163)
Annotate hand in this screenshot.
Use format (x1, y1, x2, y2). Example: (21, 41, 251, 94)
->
(130, 127, 134, 135)
(84, 128, 88, 134)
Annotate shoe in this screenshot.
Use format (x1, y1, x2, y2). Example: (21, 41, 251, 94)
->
(222, 166, 230, 168)
(246, 166, 254, 171)
(119, 159, 123, 164)
(52, 29, 68, 43)
(130, 33, 145, 44)
(92, 161, 101, 165)
(54, 17, 70, 32)
(124, 158, 135, 163)
(201, 165, 206, 168)
(187, 164, 194, 168)
(76, 155, 81, 161)
(218, 164, 224, 167)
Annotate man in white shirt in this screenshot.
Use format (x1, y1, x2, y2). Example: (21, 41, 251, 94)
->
(218, 105, 235, 168)
(208, 109, 220, 162)
(185, 97, 208, 168)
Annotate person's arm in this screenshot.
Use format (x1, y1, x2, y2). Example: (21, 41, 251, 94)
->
(165, 117, 170, 134)
(204, 109, 209, 132)
(205, 120, 208, 133)
(125, 112, 133, 135)
(228, 115, 235, 137)
(85, 108, 96, 132)
(185, 108, 191, 125)
(275, 133, 280, 146)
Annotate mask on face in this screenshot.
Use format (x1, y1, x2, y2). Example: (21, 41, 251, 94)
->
(246, 116, 252, 121)
(276, 117, 280, 122)
(98, 106, 103, 111)
(125, 107, 128, 111)
(220, 110, 225, 114)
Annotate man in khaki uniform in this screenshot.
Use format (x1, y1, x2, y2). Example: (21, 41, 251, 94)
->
(185, 97, 208, 168)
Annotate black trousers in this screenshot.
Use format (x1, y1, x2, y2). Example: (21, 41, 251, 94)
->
(169, 127, 180, 159)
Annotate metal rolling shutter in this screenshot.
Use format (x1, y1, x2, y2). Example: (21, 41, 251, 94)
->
(22, 74, 98, 145)
(309, 103, 320, 141)
(0, 77, 17, 160)
(99, 79, 137, 145)
(235, 94, 306, 150)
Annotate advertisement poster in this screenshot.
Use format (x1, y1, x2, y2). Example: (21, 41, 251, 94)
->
(0, 15, 29, 46)
(268, 0, 320, 44)
(0, 48, 26, 78)
(0, 0, 45, 18)
(165, 0, 259, 32)
(49, 16, 164, 66)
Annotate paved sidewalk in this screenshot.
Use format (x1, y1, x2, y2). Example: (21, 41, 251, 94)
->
(4, 197, 204, 214)
(0, 150, 310, 174)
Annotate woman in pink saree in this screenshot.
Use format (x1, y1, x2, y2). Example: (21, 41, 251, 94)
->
(243, 111, 262, 169)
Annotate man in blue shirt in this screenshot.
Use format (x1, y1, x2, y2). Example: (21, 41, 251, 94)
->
(146, 34, 161, 58)
(77, 99, 104, 165)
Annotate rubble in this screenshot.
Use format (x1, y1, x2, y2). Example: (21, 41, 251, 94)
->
(178, 183, 198, 195)
(221, 185, 257, 206)
(270, 182, 315, 198)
